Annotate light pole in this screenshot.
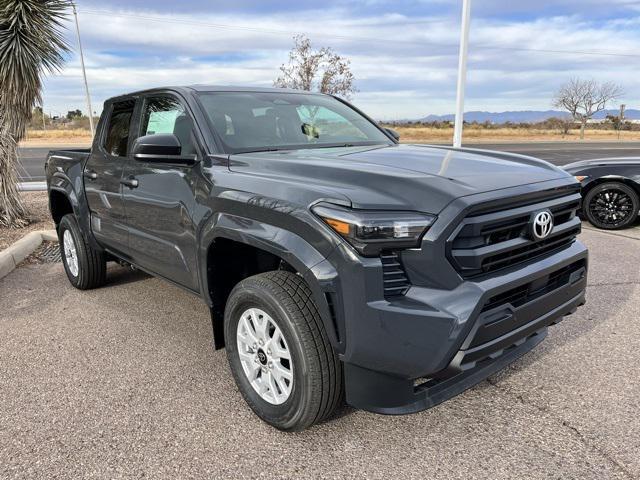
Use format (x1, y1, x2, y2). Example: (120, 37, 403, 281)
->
(70, 1, 95, 137)
(453, 0, 471, 148)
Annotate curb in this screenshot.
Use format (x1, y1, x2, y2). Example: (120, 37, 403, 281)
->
(18, 182, 47, 192)
(582, 224, 640, 241)
(0, 230, 58, 281)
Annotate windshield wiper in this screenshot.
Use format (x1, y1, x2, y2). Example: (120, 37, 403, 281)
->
(310, 143, 355, 149)
(236, 142, 390, 154)
(239, 147, 283, 153)
(312, 142, 389, 149)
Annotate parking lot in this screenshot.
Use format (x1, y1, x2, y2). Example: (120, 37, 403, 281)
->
(15, 141, 640, 181)
(1, 224, 639, 479)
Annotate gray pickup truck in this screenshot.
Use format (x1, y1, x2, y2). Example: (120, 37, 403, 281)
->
(46, 86, 588, 430)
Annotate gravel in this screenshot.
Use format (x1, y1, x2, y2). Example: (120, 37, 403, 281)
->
(0, 192, 54, 251)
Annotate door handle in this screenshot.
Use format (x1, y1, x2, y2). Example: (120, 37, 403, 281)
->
(84, 170, 98, 180)
(120, 176, 139, 189)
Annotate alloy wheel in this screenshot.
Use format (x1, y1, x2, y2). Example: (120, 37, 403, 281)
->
(63, 229, 79, 277)
(589, 189, 634, 228)
(236, 308, 293, 405)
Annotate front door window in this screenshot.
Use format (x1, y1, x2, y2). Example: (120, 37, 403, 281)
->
(140, 96, 195, 155)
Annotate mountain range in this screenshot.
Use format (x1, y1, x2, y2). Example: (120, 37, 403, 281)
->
(419, 109, 640, 124)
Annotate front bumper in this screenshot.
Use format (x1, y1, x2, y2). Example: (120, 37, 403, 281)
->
(332, 240, 588, 414)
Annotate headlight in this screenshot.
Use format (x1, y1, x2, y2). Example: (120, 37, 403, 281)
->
(312, 203, 436, 256)
(575, 175, 589, 182)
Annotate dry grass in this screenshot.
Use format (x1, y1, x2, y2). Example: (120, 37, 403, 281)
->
(0, 192, 54, 251)
(20, 126, 640, 146)
(21, 129, 92, 146)
(392, 126, 640, 143)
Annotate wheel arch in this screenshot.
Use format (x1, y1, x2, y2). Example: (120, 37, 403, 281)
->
(199, 213, 341, 351)
(49, 187, 77, 228)
(582, 175, 640, 203)
(48, 182, 80, 229)
(48, 171, 103, 252)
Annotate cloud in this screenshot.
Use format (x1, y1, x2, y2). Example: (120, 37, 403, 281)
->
(41, 2, 640, 119)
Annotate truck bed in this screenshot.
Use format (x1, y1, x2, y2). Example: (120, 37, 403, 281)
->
(48, 148, 91, 161)
(46, 148, 92, 190)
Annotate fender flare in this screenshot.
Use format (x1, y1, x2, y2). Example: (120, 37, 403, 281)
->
(48, 172, 102, 251)
(49, 172, 79, 208)
(198, 212, 343, 350)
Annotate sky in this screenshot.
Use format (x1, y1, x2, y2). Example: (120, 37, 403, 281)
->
(42, 0, 640, 120)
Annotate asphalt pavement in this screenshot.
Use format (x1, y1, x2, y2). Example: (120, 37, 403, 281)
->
(17, 146, 61, 181)
(16, 141, 640, 181)
(1, 226, 639, 479)
(463, 141, 640, 166)
(17, 145, 89, 182)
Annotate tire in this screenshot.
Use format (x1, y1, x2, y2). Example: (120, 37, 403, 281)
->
(224, 271, 343, 431)
(58, 214, 107, 289)
(584, 182, 640, 230)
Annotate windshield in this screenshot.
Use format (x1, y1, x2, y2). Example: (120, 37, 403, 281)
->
(197, 91, 392, 153)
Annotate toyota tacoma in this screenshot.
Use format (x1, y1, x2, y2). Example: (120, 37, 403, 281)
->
(46, 86, 588, 430)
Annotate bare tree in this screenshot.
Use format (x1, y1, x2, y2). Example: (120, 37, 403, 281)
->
(274, 35, 356, 99)
(544, 117, 572, 137)
(553, 78, 624, 140)
(0, 0, 69, 228)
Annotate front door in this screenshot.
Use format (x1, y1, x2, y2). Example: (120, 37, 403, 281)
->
(84, 99, 135, 254)
(121, 94, 200, 291)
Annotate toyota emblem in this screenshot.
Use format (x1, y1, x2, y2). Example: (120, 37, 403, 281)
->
(531, 210, 554, 241)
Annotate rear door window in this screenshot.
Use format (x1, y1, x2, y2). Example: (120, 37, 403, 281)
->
(103, 99, 135, 157)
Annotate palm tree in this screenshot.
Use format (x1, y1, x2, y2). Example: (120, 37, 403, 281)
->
(0, 0, 69, 228)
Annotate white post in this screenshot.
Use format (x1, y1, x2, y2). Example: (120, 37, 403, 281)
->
(71, 2, 95, 137)
(453, 0, 471, 148)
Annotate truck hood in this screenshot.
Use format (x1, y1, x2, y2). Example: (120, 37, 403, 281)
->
(229, 144, 572, 213)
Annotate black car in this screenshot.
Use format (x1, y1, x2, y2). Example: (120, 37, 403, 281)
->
(564, 158, 640, 229)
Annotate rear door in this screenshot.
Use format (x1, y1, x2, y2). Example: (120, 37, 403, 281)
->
(120, 93, 200, 291)
(84, 99, 136, 253)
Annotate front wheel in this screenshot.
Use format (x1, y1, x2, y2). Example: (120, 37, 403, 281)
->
(58, 214, 107, 289)
(224, 271, 342, 431)
(584, 182, 639, 230)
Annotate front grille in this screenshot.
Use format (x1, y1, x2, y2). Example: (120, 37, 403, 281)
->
(381, 251, 410, 297)
(467, 259, 586, 349)
(450, 188, 582, 278)
(480, 259, 586, 313)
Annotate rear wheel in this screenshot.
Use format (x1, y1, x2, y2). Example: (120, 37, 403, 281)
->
(584, 182, 639, 230)
(58, 214, 107, 289)
(224, 271, 342, 431)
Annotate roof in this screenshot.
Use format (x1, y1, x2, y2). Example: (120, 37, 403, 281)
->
(187, 85, 317, 94)
(106, 85, 321, 102)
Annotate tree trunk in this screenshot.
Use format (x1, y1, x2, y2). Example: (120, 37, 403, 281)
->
(0, 126, 29, 228)
(580, 120, 586, 140)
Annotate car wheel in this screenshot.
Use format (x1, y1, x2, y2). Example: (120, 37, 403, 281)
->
(58, 214, 107, 289)
(584, 182, 639, 230)
(224, 271, 343, 431)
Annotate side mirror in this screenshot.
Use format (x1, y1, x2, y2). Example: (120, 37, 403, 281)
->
(384, 127, 400, 141)
(132, 134, 196, 165)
